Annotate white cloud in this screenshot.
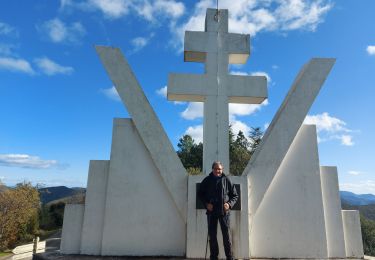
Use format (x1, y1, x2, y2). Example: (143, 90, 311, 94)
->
(133, 0, 185, 22)
(340, 180, 375, 195)
(0, 154, 59, 169)
(230, 70, 271, 83)
(304, 112, 355, 146)
(132, 37, 148, 51)
(130, 34, 156, 53)
(172, 0, 332, 50)
(156, 85, 185, 105)
(181, 102, 203, 120)
(230, 119, 251, 137)
(229, 99, 269, 118)
(184, 124, 203, 143)
(39, 18, 86, 44)
(367, 45, 375, 56)
(348, 170, 361, 176)
(340, 134, 354, 146)
(181, 96, 268, 120)
(304, 112, 350, 133)
(0, 22, 17, 36)
(0, 57, 34, 74)
(250, 71, 271, 83)
(61, 0, 185, 21)
(156, 85, 168, 97)
(230, 71, 248, 76)
(89, 0, 131, 18)
(100, 86, 121, 101)
(34, 57, 74, 76)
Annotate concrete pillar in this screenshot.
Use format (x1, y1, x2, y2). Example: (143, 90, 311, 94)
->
(80, 160, 109, 255)
(60, 204, 84, 254)
(342, 210, 364, 258)
(320, 166, 346, 258)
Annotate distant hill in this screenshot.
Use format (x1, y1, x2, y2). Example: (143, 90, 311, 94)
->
(342, 202, 375, 221)
(340, 191, 375, 206)
(39, 186, 86, 204)
(0, 183, 9, 192)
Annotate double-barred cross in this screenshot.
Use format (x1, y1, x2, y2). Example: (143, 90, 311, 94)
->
(168, 9, 268, 174)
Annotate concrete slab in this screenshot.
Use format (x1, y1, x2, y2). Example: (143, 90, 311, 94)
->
(101, 119, 186, 256)
(96, 46, 187, 223)
(342, 210, 364, 258)
(320, 166, 346, 258)
(244, 58, 335, 214)
(60, 204, 84, 254)
(81, 160, 110, 255)
(250, 125, 327, 258)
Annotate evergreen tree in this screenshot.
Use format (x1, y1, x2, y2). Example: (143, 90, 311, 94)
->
(177, 135, 203, 174)
(177, 126, 263, 176)
(230, 129, 251, 176)
(361, 214, 375, 256)
(249, 127, 263, 155)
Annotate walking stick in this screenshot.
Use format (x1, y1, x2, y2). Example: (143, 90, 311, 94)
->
(205, 228, 209, 260)
(205, 214, 210, 260)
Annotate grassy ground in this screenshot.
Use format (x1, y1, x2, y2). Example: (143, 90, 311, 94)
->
(0, 251, 11, 257)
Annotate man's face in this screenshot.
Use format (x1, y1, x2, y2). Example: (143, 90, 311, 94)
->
(213, 164, 223, 177)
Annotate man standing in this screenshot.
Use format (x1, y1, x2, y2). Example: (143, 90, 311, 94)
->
(198, 161, 239, 260)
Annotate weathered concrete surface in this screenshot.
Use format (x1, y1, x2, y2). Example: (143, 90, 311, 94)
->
(81, 160, 110, 255)
(96, 46, 187, 223)
(168, 8, 267, 174)
(244, 58, 335, 214)
(342, 210, 364, 258)
(320, 166, 346, 258)
(186, 175, 250, 259)
(101, 119, 186, 256)
(250, 125, 327, 258)
(60, 204, 84, 254)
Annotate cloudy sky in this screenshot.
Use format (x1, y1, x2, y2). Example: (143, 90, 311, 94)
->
(0, 0, 374, 194)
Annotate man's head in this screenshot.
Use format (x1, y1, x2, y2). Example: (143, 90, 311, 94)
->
(212, 161, 223, 177)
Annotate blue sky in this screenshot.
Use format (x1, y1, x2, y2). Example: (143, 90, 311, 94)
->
(0, 0, 374, 194)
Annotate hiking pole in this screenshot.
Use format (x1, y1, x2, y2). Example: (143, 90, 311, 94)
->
(205, 228, 209, 260)
(205, 214, 210, 260)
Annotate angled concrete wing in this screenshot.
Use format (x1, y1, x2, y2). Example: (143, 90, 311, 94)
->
(95, 46, 187, 222)
(244, 58, 335, 214)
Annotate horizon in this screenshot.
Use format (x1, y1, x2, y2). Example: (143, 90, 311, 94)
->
(0, 1, 374, 194)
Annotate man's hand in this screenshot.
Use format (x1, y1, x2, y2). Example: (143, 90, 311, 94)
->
(224, 203, 230, 211)
(206, 203, 213, 211)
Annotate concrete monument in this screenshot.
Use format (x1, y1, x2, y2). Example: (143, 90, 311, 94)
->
(60, 7, 364, 259)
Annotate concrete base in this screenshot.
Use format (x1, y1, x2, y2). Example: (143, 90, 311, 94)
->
(250, 125, 327, 258)
(80, 160, 109, 255)
(60, 204, 84, 254)
(186, 175, 250, 259)
(342, 210, 364, 258)
(320, 166, 346, 258)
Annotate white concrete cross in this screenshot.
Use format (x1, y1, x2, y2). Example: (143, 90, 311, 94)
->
(168, 8, 268, 174)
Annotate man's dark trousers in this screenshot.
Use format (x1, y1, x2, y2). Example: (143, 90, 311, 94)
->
(207, 213, 233, 260)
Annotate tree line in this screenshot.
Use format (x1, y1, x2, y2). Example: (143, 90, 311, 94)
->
(177, 126, 263, 175)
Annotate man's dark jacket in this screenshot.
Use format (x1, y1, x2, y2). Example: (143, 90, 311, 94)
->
(198, 172, 239, 216)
